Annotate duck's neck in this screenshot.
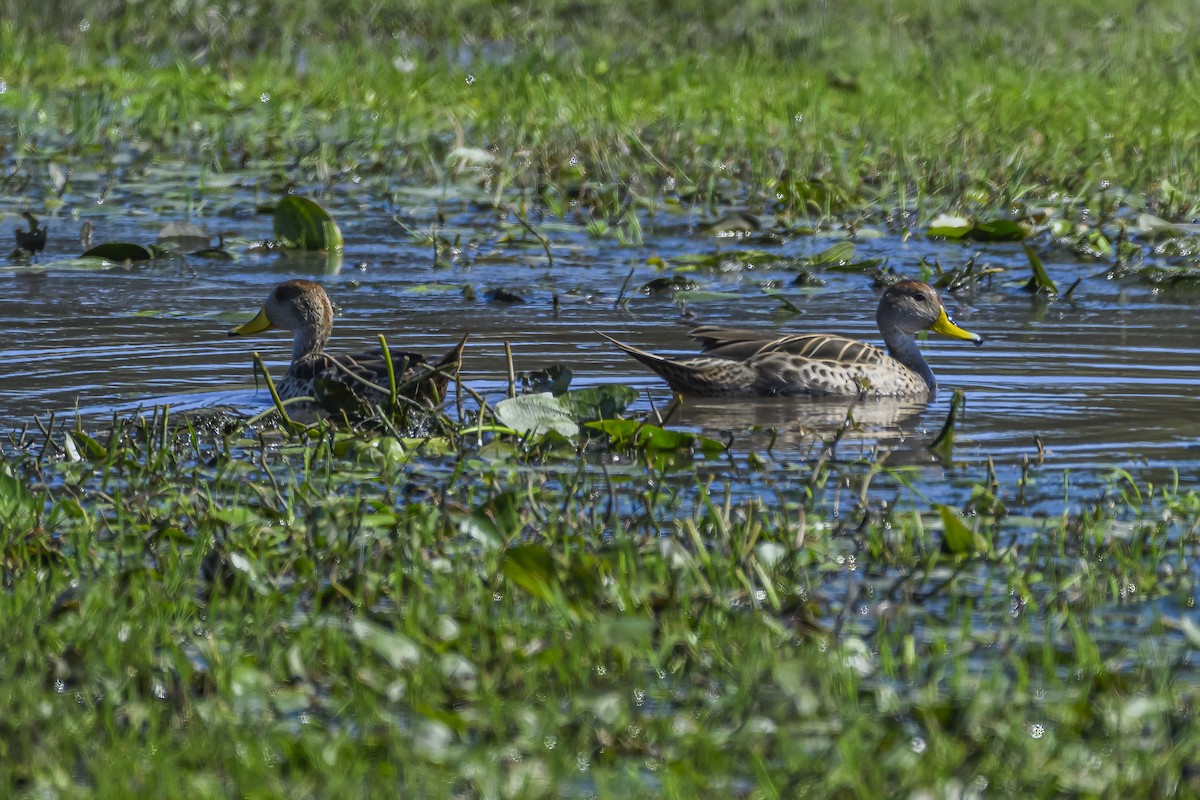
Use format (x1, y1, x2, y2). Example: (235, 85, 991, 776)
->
(292, 328, 328, 365)
(880, 327, 936, 395)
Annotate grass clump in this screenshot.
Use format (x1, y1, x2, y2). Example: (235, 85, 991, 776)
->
(0, 411, 1197, 795)
(6, 1, 1200, 220)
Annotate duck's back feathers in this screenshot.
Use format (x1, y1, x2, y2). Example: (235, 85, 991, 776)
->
(313, 334, 468, 412)
(689, 326, 886, 366)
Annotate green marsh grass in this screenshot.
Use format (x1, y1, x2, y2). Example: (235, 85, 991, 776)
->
(1, 411, 1198, 795)
(8, 1, 1200, 221)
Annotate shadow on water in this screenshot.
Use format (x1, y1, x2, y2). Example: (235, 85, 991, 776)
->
(2, 165, 1199, 504)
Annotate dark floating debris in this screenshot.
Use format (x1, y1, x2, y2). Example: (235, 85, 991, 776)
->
(486, 287, 526, 304)
(12, 211, 48, 262)
(81, 242, 161, 263)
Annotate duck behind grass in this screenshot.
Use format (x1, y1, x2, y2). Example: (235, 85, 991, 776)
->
(601, 279, 982, 399)
(229, 279, 467, 415)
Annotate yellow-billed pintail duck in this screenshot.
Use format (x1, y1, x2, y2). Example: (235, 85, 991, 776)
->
(229, 279, 466, 412)
(600, 279, 982, 398)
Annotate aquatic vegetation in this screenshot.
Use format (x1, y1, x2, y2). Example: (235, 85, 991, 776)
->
(272, 195, 343, 253)
(0, 405, 1197, 795)
(0, 0, 1199, 794)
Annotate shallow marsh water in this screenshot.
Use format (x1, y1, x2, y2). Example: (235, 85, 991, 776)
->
(2, 164, 1198, 509)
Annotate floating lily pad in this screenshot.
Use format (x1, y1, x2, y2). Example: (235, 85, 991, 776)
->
(928, 215, 1027, 242)
(405, 283, 467, 295)
(190, 246, 235, 261)
(273, 195, 343, 252)
(565, 385, 638, 422)
(672, 289, 743, 303)
(494, 393, 579, 438)
(806, 241, 856, 265)
(824, 258, 886, 273)
(586, 419, 725, 452)
(660, 250, 784, 272)
(81, 242, 159, 262)
(1132, 213, 1200, 240)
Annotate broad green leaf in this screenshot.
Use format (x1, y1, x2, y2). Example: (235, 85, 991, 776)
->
(937, 504, 989, 555)
(405, 283, 466, 294)
(501, 543, 558, 603)
(566, 385, 639, 422)
(824, 257, 886, 273)
(67, 430, 108, 461)
(464, 491, 524, 543)
(928, 216, 1026, 242)
(1135, 212, 1184, 240)
(274, 195, 344, 252)
(494, 393, 579, 438)
(807, 241, 856, 264)
(927, 389, 965, 458)
(586, 419, 725, 452)
(970, 219, 1027, 241)
(667, 250, 781, 271)
(927, 213, 972, 239)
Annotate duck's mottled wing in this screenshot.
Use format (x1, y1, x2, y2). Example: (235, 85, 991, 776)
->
(690, 326, 888, 367)
(315, 335, 468, 413)
(758, 333, 887, 366)
(689, 326, 787, 360)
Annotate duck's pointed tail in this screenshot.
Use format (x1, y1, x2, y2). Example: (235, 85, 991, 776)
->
(597, 331, 746, 396)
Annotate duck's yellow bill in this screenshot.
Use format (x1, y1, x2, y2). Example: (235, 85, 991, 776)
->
(931, 307, 983, 346)
(229, 306, 274, 336)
